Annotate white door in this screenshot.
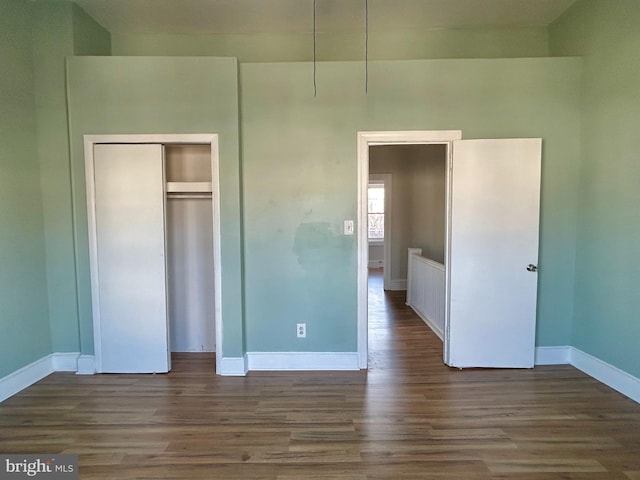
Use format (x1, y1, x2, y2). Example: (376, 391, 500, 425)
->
(93, 144, 170, 373)
(446, 138, 541, 368)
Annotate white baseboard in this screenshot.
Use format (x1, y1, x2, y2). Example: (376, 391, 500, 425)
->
(368, 260, 383, 268)
(535, 346, 571, 365)
(247, 352, 360, 371)
(535, 346, 639, 404)
(217, 356, 248, 376)
(0, 355, 54, 403)
(4, 348, 638, 404)
(410, 306, 444, 341)
(570, 348, 640, 404)
(0, 352, 91, 402)
(52, 352, 80, 371)
(386, 279, 407, 291)
(76, 355, 96, 375)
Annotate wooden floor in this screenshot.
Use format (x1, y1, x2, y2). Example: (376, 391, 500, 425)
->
(1, 270, 639, 479)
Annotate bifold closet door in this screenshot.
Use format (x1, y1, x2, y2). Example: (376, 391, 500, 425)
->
(93, 144, 170, 373)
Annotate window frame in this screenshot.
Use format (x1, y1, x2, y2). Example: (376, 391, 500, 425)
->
(367, 182, 385, 244)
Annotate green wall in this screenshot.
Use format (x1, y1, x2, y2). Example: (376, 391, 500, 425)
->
(551, 0, 640, 377)
(32, 1, 77, 354)
(240, 58, 581, 352)
(0, 0, 51, 377)
(72, 3, 110, 55)
(112, 27, 548, 61)
(64, 55, 580, 358)
(33, 1, 110, 354)
(65, 57, 245, 358)
(4, 0, 619, 380)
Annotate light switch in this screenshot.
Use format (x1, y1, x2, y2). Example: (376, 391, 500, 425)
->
(344, 220, 354, 235)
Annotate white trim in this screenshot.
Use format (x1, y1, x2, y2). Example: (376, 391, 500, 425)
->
(357, 130, 462, 370)
(361, 130, 465, 145)
(534, 346, 571, 365)
(83, 134, 224, 375)
(2, 348, 639, 404)
(218, 356, 248, 376)
(247, 352, 359, 371)
(357, 133, 369, 369)
(0, 356, 53, 403)
(83, 134, 217, 145)
(51, 352, 80, 372)
(411, 308, 444, 341)
(571, 348, 640, 404)
(76, 355, 96, 375)
(209, 139, 224, 375)
(533, 346, 640, 404)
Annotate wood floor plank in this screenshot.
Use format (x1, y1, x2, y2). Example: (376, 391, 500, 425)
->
(0, 269, 639, 479)
(485, 458, 608, 474)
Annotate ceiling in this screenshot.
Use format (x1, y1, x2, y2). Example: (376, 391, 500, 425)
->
(72, 0, 577, 35)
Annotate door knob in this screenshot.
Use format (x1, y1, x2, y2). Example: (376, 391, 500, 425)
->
(526, 264, 537, 272)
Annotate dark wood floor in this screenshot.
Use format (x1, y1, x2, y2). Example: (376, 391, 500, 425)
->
(1, 269, 639, 479)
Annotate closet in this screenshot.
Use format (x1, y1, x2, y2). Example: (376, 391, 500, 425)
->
(85, 135, 219, 374)
(165, 145, 215, 355)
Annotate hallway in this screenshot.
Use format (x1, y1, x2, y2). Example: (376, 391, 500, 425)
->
(367, 267, 443, 373)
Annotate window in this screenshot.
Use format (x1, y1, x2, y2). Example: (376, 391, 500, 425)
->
(368, 184, 384, 241)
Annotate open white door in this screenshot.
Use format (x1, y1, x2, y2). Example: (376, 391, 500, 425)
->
(93, 144, 170, 373)
(446, 138, 541, 368)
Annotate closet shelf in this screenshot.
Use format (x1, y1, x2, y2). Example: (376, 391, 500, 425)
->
(166, 182, 212, 194)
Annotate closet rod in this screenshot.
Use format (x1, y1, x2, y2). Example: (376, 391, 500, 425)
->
(167, 193, 212, 200)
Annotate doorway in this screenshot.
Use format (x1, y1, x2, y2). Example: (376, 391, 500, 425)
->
(358, 131, 542, 370)
(357, 131, 462, 368)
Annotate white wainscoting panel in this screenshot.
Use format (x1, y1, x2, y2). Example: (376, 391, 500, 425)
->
(406, 250, 445, 340)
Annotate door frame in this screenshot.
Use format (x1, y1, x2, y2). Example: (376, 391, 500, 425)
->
(356, 130, 462, 369)
(84, 133, 223, 373)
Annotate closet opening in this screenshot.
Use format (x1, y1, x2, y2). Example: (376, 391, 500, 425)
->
(85, 134, 222, 375)
(165, 144, 216, 362)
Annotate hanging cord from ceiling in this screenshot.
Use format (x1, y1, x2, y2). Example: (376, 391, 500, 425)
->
(313, 0, 317, 97)
(365, 0, 369, 93)
(312, 0, 368, 95)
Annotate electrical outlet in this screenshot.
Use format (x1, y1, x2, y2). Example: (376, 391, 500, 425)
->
(297, 323, 306, 338)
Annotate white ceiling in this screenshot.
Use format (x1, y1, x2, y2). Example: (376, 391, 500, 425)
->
(72, 0, 577, 35)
